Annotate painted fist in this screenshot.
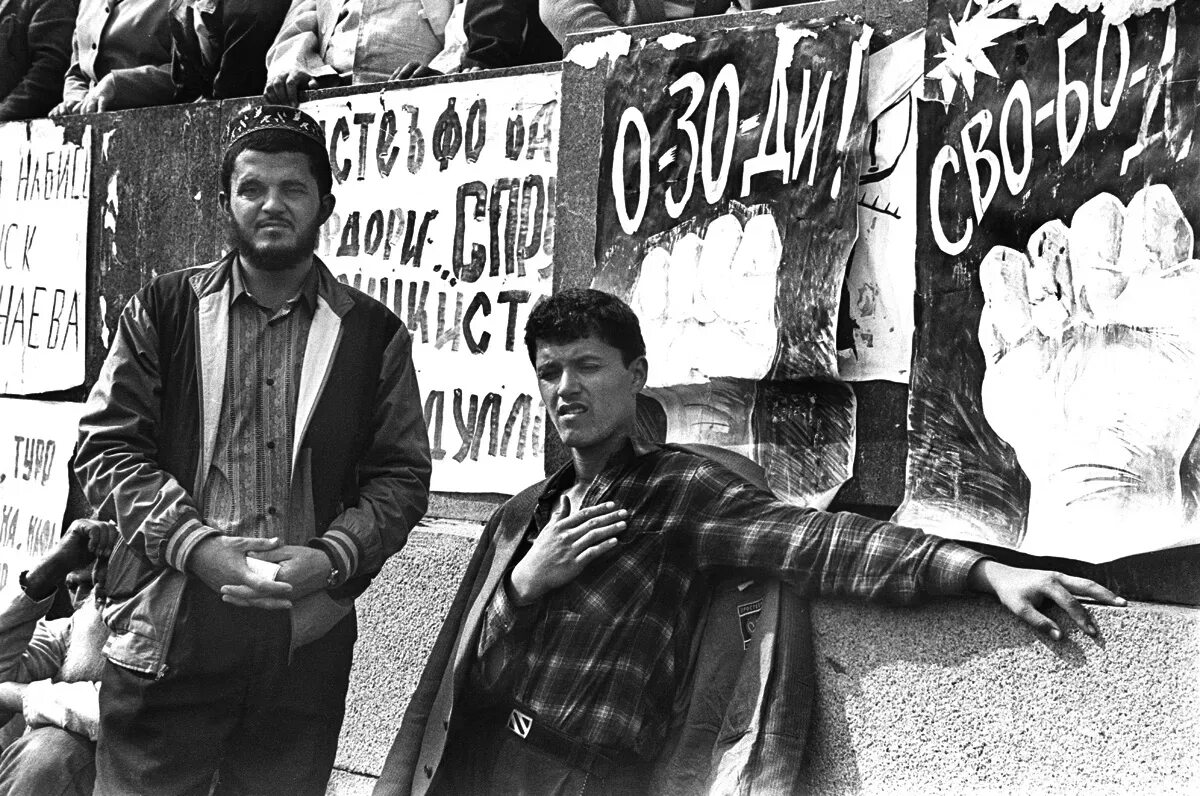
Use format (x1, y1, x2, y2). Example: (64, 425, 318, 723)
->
(630, 208, 782, 386)
(979, 185, 1200, 558)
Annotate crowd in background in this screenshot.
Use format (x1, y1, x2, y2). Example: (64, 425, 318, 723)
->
(0, 0, 800, 122)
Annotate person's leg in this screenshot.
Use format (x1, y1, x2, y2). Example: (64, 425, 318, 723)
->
(214, 610, 357, 796)
(0, 726, 96, 796)
(94, 580, 276, 796)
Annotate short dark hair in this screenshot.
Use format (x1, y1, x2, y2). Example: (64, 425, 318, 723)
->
(524, 288, 646, 366)
(220, 129, 333, 197)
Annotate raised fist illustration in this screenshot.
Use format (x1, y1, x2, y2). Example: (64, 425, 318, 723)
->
(629, 208, 781, 387)
(979, 185, 1200, 557)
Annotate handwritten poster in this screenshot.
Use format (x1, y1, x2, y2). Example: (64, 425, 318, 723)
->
(0, 120, 90, 395)
(897, 0, 1200, 561)
(0, 399, 84, 591)
(838, 31, 923, 383)
(578, 15, 871, 505)
(302, 72, 558, 494)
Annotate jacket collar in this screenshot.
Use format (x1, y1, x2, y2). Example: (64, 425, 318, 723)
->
(188, 251, 355, 317)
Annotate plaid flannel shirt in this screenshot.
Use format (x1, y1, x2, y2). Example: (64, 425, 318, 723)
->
(471, 439, 985, 760)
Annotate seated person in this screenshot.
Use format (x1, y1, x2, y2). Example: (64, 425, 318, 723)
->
(169, 0, 293, 101)
(49, 0, 173, 115)
(0, 0, 77, 121)
(263, 0, 455, 105)
(0, 518, 115, 796)
(376, 288, 1125, 795)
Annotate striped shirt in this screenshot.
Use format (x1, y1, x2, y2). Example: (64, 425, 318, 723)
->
(201, 261, 316, 544)
(472, 439, 984, 760)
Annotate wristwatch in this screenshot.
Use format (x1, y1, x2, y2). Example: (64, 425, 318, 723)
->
(307, 540, 343, 589)
(321, 549, 341, 589)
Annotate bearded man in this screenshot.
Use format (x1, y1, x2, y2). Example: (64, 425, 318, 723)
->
(75, 104, 431, 796)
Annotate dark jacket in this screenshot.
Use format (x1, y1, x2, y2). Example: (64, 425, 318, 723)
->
(169, 0, 290, 101)
(62, 0, 174, 110)
(374, 444, 812, 796)
(462, 0, 561, 70)
(74, 254, 432, 676)
(0, 0, 77, 120)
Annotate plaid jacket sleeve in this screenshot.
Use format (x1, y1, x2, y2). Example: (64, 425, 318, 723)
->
(685, 459, 985, 601)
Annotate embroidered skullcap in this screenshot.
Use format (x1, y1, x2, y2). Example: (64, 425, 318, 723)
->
(225, 104, 325, 152)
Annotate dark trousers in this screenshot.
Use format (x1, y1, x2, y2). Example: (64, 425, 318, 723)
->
(95, 579, 356, 796)
(432, 713, 651, 796)
(0, 727, 96, 796)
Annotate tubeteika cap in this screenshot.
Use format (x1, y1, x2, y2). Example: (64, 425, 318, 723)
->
(225, 104, 325, 151)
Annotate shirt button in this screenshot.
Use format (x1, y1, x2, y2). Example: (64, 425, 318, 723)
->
(265, 377, 275, 386)
(91, 43, 97, 49)
(267, 506, 277, 516)
(266, 440, 276, 450)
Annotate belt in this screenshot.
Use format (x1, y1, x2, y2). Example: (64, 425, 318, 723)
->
(483, 704, 638, 779)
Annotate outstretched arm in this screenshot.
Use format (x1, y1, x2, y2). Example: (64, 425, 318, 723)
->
(686, 457, 1126, 640)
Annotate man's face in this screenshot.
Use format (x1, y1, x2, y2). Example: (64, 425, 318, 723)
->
(221, 149, 332, 270)
(534, 335, 647, 455)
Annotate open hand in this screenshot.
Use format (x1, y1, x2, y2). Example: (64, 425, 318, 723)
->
(968, 559, 1126, 640)
(509, 498, 628, 605)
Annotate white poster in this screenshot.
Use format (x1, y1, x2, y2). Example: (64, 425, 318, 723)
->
(0, 398, 84, 592)
(0, 120, 90, 395)
(303, 73, 557, 494)
(838, 31, 922, 383)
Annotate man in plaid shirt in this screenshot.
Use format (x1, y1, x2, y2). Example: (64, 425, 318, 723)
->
(379, 288, 1124, 796)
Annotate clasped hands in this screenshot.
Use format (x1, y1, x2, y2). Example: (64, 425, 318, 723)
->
(189, 535, 332, 610)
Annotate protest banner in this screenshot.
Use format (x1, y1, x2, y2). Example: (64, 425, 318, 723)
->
(897, 0, 1200, 561)
(302, 71, 558, 494)
(0, 398, 84, 591)
(0, 120, 90, 395)
(838, 30, 922, 383)
(572, 14, 871, 506)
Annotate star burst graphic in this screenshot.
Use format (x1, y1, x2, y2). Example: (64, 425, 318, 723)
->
(928, 0, 1032, 103)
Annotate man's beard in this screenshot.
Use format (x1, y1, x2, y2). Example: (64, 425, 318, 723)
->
(228, 217, 321, 271)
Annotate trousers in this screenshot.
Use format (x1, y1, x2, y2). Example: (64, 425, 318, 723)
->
(95, 578, 356, 796)
(431, 711, 652, 796)
(0, 726, 96, 796)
